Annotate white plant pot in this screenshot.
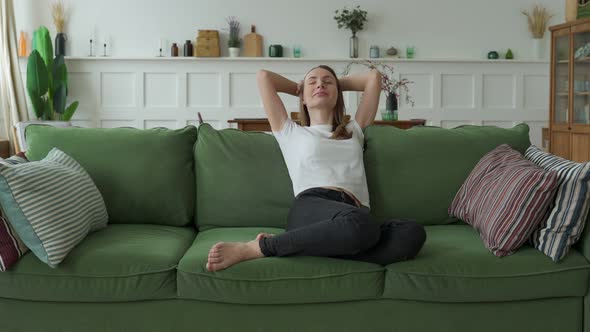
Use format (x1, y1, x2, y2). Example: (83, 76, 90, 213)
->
(229, 47, 240, 57)
(14, 120, 71, 151)
(532, 38, 545, 60)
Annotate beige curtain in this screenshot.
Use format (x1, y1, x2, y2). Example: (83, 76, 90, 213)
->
(0, 0, 29, 155)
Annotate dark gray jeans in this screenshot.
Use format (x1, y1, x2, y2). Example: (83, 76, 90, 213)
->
(259, 187, 427, 265)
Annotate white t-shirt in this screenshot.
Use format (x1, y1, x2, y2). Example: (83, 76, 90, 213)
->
(272, 118, 370, 208)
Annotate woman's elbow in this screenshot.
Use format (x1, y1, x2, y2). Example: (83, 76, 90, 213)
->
(369, 69, 382, 82)
(257, 70, 270, 81)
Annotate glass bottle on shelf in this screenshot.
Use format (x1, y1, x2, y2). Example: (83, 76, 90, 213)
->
(553, 34, 570, 124)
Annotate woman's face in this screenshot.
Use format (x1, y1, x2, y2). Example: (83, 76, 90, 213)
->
(302, 68, 338, 110)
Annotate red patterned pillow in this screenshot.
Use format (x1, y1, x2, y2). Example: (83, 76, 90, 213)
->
(448, 144, 559, 257)
(0, 152, 30, 271)
(0, 215, 28, 271)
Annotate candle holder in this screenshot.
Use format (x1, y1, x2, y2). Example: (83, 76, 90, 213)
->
(101, 34, 110, 57)
(157, 38, 165, 57)
(88, 38, 94, 57)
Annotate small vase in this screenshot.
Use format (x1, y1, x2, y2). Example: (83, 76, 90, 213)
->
(532, 38, 544, 60)
(55, 32, 66, 57)
(385, 94, 398, 121)
(349, 35, 358, 58)
(229, 47, 240, 57)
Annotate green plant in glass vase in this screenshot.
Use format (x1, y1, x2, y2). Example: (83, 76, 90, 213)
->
(334, 5, 367, 58)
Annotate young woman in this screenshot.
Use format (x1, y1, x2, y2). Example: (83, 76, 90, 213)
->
(206, 65, 426, 272)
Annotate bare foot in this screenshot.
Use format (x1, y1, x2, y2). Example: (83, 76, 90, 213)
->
(206, 239, 264, 272)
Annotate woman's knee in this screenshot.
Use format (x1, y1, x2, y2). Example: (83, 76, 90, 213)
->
(339, 209, 380, 252)
(402, 222, 427, 258)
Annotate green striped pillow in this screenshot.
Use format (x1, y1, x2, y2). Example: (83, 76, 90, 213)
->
(0, 148, 108, 268)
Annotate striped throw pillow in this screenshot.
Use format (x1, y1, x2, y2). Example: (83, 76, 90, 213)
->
(0, 153, 30, 271)
(525, 145, 590, 261)
(0, 148, 108, 268)
(448, 144, 559, 257)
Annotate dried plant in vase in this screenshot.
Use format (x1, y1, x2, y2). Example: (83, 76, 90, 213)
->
(521, 4, 553, 39)
(342, 59, 415, 108)
(342, 60, 414, 120)
(50, 0, 68, 56)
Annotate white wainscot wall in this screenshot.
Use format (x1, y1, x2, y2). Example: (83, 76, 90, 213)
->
(19, 57, 549, 147)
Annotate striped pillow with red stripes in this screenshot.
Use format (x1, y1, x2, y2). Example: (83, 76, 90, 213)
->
(0, 215, 27, 271)
(448, 144, 559, 257)
(0, 152, 29, 271)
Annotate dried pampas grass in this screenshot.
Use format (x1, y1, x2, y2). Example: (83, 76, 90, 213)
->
(50, 1, 66, 33)
(522, 4, 554, 39)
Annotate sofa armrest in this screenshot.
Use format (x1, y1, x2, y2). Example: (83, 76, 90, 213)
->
(575, 213, 590, 261)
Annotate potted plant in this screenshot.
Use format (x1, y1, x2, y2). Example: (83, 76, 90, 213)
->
(227, 16, 241, 57)
(18, 25, 79, 151)
(334, 5, 368, 58)
(521, 4, 553, 60)
(343, 60, 415, 121)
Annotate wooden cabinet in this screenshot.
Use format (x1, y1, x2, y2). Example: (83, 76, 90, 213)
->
(550, 18, 590, 161)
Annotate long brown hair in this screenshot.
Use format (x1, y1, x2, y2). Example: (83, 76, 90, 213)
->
(299, 65, 352, 140)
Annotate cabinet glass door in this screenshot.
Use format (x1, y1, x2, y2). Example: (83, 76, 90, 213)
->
(574, 30, 590, 124)
(554, 34, 570, 124)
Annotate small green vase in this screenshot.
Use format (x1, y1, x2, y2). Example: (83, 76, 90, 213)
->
(505, 49, 514, 60)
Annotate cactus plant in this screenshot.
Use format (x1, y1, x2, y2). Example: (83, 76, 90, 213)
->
(26, 25, 78, 121)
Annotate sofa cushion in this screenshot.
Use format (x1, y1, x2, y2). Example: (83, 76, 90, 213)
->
(25, 125, 198, 227)
(383, 224, 590, 302)
(449, 144, 559, 257)
(177, 227, 384, 304)
(0, 153, 29, 271)
(525, 145, 590, 262)
(194, 124, 294, 230)
(364, 123, 531, 225)
(0, 215, 27, 272)
(0, 224, 196, 302)
(0, 148, 109, 268)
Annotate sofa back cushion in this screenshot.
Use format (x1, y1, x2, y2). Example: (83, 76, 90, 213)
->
(25, 125, 198, 227)
(363, 123, 531, 225)
(194, 124, 293, 230)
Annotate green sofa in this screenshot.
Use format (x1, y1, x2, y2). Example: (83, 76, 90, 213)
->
(1, 122, 589, 332)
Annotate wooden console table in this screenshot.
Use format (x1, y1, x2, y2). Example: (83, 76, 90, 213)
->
(227, 118, 426, 132)
(0, 139, 9, 159)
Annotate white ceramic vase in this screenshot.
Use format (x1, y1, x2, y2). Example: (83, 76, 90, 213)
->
(532, 38, 545, 60)
(229, 47, 240, 57)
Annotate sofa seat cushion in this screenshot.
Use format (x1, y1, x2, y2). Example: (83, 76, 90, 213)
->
(177, 227, 385, 304)
(383, 225, 590, 302)
(0, 224, 196, 302)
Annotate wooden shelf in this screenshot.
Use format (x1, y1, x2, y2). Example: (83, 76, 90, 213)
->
(576, 56, 590, 62)
(575, 92, 590, 95)
(17, 56, 550, 64)
(557, 92, 569, 96)
(558, 60, 569, 63)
